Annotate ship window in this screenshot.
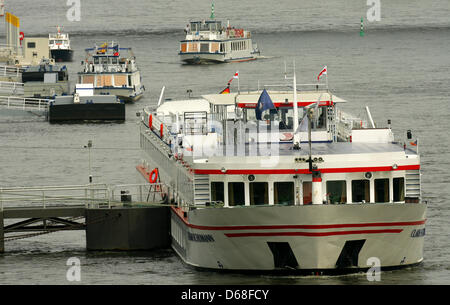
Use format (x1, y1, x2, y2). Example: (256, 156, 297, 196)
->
(393, 177, 405, 202)
(312, 107, 327, 130)
(375, 178, 389, 203)
(274, 182, 294, 205)
(303, 182, 312, 205)
(352, 180, 370, 203)
(101, 57, 108, 64)
(27, 42, 36, 48)
(327, 181, 347, 204)
(200, 43, 209, 52)
(94, 57, 99, 64)
(211, 182, 224, 203)
(250, 182, 268, 205)
(228, 182, 245, 206)
(111, 57, 118, 64)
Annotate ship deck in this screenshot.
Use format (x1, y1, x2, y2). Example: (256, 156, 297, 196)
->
(187, 141, 418, 158)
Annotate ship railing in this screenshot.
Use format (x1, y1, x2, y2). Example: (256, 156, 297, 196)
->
(335, 109, 368, 139)
(108, 183, 171, 207)
(257, 83, 329, 92)
(148, 111, 173, 142)
(0, 95, 51, 111)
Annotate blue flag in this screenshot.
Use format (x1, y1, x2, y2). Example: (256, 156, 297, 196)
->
(255, 89, 275, 120)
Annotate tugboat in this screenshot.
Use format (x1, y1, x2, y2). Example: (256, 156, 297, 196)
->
(136, 68, 426, 274)
(49, 26, 74, 62)
(78, 42, 145, 103)
(21, 58, 70, 98)
(48, 83, 125, 123)
(179, 5, 260, 64)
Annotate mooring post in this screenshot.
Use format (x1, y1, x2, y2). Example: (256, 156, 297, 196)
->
(0, 211, 4, 253)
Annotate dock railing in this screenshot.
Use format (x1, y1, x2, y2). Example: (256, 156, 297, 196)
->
(0, 183, 171, 211)
(0, 81, 24, 96)
(0, 65, 22, 79)
(0, 95, 51, 111)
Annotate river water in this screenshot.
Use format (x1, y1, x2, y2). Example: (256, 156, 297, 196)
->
(0, 0, 449, 285)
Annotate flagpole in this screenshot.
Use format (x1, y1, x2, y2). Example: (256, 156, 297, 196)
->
(237, 74, 240, 94)
(293, 60, 299, 145)
(325, 66, 328, 90)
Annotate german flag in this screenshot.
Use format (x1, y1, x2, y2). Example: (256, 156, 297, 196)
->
(220, 85, 230, 94)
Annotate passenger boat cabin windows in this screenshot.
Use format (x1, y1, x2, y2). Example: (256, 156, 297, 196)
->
(375, 178, 389, 203)
(393, 177, 405, 202)
(228, 182, 245, 206)
(211, 182, 224, 204)
(250, 182, 268, 205)
(326, 181, 347, 204)
(352, 180, 370, 203)
(200, 43, 209, 52)
(274, 182, 294, 205)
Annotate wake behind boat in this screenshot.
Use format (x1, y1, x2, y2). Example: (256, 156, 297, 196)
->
(179, 5, 260, 64)
(136, 67, 426, 274)
(78, 42, 145, 103)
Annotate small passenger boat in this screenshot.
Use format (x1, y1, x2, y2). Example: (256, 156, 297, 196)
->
(179, 6, 260, 64)
(78, 42, 145, 103)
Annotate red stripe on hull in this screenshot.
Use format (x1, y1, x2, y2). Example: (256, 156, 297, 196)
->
(193, 164, 420, 175)
(225, 229, 403, 238)
(171, 207, 426, 231)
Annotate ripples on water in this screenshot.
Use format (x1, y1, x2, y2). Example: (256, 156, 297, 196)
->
(0, 0, 449, 285)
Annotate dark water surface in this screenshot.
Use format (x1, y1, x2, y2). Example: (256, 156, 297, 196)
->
(0, 0, 449, 284)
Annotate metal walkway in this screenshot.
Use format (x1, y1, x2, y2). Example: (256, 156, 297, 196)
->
(0, 183, 171, 252)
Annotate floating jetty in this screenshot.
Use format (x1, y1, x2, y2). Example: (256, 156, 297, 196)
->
(0, 183, 171, 253)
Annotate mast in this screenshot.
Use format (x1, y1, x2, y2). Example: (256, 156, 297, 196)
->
(292, 61, 300, 145)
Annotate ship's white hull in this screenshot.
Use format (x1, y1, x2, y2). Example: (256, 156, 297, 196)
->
(179, 52, 258, 64)
(170, 203, 426, 273)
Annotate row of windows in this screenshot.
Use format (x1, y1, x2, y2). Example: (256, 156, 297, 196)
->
(210, 178, 406, 206)
(231, 40, 248, 51)
(93, 56, 119, 65)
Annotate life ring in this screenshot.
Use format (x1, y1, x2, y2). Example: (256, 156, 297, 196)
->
(149, 168, 159, 183)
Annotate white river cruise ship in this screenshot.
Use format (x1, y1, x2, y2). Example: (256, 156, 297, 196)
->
(136, 70, 426, 274)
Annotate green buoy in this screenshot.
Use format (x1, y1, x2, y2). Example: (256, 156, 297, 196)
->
(210, 2, 215, 19)
(360, 17, 365, 37)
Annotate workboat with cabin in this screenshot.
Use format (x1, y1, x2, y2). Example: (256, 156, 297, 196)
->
(49, 26, 74, 62)
(78, 42, 145, 103)
(137, 70, 426, 274)
(48, 83, 125, 123)
(21, 58, 70, 98)
(179, 7, 260, 64)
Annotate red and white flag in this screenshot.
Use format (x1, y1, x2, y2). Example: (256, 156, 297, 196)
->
(317, 66, 327, 81)
(228, 71, 239, 84)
